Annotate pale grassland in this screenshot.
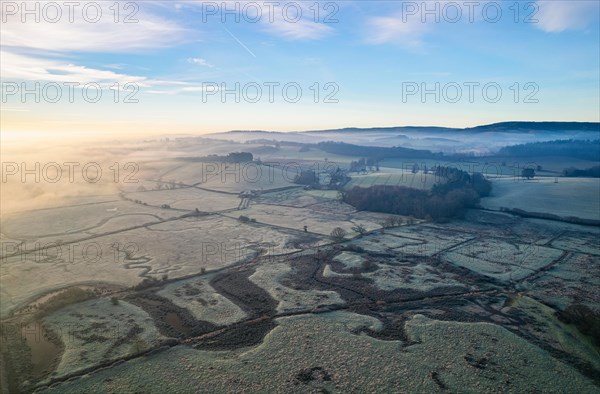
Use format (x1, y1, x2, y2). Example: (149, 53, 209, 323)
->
(0, 252, 141, 318)
(223, 203, 405, 237)
(345, 171, 440, 191)
(39, 312, 598, 393)
(151, 162, 296, 193)
(551, 232, 600, 256)
(0, 194, 121, 215)
(519, 252, 600, 311)
(508, 295, 600, 371)
(223, 204, 356, 236)
(481, 177, 600, 221)
(258, 188, 338, 208)
(157, 275, 246, 325)
(442, 240, 563, 282)
(332, 251, 365, 269)
(385, 226, 475, 256)
(124, 187, 240, 212)
(1, 200, 173, 245)
(349, 210, 417, 232)
(0, 216, 302, 317)
(249, 261, 345, 313)
(351, 233, 424, 253)
(43, 298, 165, 379)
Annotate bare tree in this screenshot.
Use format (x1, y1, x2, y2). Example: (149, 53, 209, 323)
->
(351, 224, 367, 236)
(330, 227, 347, 242)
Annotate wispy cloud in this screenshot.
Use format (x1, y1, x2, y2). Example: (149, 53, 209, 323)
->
(0, 51, 147, 86)
(167, 0, 333, 41)
(146, 84, 221, 95)
(104, 64, 126, 70)
(1, 1, 188, 53)
(0, 1, 196, 95)
(258, 0, 335, 40)
(266, 17, 333, 40)
(535, 1, 599, 32)
(0, 50, 201, 96)
(188, 57, 214, 68)
(365, 13, 429, 47)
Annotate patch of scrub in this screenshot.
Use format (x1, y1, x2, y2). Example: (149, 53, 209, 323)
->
(157, 276, 246, 326)
(42, 298, 166, 379)
(39, 312, 598, 393)
(249, 261, 344, 313)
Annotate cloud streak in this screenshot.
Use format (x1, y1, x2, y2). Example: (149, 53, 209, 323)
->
(188, 57, 214, 68)
(535, 1, 600, 32)
(365, 12, 430, 47)
(1, 1, 188, 53)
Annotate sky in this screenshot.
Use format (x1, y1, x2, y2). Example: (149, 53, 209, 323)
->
(1, 0, 599, 137)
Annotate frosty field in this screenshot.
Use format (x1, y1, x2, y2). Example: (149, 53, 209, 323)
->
(1, 139, 599, 393)
(481, 177, 600, 221)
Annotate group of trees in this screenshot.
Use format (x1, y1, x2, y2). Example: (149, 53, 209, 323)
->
(431, 166, 492, 197)
(238, 215, 257, 223)
(497, 139, 600, 161)
(562, 165, 600, 178)
(329, 167, 351, 187)
(411, 163, 428, 173)
(521, 168, 535, 179)
(349, 158, 380, 173)
(294, 169, 319, 187)
(341, 167, 492, 221)
(330, 227, 347, 242)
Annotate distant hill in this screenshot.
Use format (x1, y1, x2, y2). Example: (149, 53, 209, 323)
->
(220, 121, 599, 135)
(205, 122, 600, 155)
(463, 122, 599, 133)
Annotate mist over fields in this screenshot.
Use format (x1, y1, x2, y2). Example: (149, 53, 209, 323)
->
(2, 0, 600, 391)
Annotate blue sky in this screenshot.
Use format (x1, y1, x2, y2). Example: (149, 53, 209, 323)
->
(1, 0, 599, 136)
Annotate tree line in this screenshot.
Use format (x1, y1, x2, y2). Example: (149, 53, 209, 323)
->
(497, 139, 600, 161)
(562, 165, 600, 178)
